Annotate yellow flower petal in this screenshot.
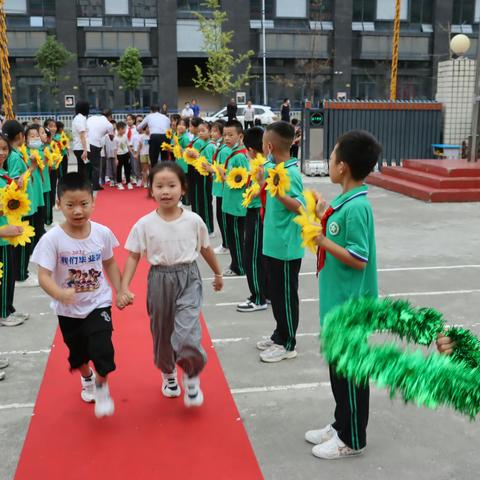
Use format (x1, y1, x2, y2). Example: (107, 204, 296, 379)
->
(1, 183, 31, 220)
(226, 167, 248, 189)
(161, 142, 174, 152)
(166, 129, 173, 140)
(242, 182, 260, 208)
(0, 262, 3, 281)
(294, 208, 321, 254)
(19, 144, 29, 163)
(249, 153, 265, 181)
(194, 156, 210, 176)
(212, 162, 223, 183)
(265, 162, 290, 198)
(304, 189, 320, 223)
(31, 149, 45, 171)
(4, 219, 35, 247)
(183, 148, 199, 166)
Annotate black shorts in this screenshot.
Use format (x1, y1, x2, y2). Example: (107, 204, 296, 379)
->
(58, 307, 116, 377)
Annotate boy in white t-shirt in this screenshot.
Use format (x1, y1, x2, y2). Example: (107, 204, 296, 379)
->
(31, 173, 131, 418)
(138, 127, 150, 188)
(114, 121, 133, 190)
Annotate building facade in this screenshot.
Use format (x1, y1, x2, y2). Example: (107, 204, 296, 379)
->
(3, 0, 479, 113)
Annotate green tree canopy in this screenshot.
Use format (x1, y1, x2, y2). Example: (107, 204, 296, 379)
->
(113, 47, 144, 92)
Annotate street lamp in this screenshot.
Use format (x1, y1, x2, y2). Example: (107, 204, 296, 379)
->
(261, 0, 267, 106)
(450, 34, 471, 57)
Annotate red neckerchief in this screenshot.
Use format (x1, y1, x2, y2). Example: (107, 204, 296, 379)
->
(316, 206, 334, 274)
(127, 127, 132, 141)
(187, 137, 199, 148)
(213, 143, 226, 162)
(259, 182, 268, 221)
(224, 147, 248, 171)
(0, 174, 13, 185)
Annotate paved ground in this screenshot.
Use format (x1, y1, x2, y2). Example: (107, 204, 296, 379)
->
(1, 176, 480, 480)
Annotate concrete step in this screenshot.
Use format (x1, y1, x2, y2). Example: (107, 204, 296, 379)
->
(403, 159, 480, 178)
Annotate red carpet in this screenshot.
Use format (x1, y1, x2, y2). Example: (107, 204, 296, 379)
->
(15, 188, 263, 480)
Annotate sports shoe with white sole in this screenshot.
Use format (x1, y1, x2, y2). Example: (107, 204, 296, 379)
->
(162, 371, 181, 398)
(80, 370, 96, 403)
(1, 314, 25, 327)
(0, 371, 5, 381)
(16, 275, 39, 288)
(259, 344, 297, 363)
(213, 245, 229, 255)
(117, 183, 125, 191)
(183, 375, 204, 408)
(305, 424, 337, 445)
(312, 432, 365, 460)
(94, 382, 115, 418)
(222, 268, 240, 277)
(256, 338, 274, 351)
(236, 300, 268, 313)
(127, 183, 134, 190)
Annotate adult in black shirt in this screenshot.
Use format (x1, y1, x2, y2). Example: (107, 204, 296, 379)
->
(281, 98, 291, 122)
(227, 99, 237, 122)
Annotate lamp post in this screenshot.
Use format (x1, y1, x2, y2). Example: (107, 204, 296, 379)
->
(261, 0, 267, 106)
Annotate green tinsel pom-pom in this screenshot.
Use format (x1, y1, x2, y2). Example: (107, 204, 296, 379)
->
(321, 297, 480, 419)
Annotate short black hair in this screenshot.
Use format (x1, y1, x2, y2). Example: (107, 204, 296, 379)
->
(190, 117, 203, 128)
(2, 120, 24, 143)
(44, 118, 56, 128)
(102, 109, 112, 118)
(75, 100, 90, 116)
(148, 161, 188, 195)
(57, 173, 93, 199)
(225, 120, 243, 134)
(170, 113, 181, 125)
(212, 121, 224, 135)
(56, 120, 64, 131)
(116, 121, 126, 129)
(335, 130, 382, 181)
(126, 113, 135, 121)
(291, 118, 299, 126)
(178, 117, 190, 129)
(151, 105, 160, 112)
(243, 127, 264, 154)
(25, 124, 40, 139)
(215, 119, 227, 127)
(266, 121, 295, 152)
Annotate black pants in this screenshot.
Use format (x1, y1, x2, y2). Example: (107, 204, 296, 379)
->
(244, 208, 267, 305)
(149, 134, 168, 166)
(0, 245, 15, 318)
(116, 153, 131, 184)
(329, 364, 370, 450)
(266, 256, 301, 351)
(32, 210, 45, 249)
(49, 168, 58, 212)
(44, 190, 53, 226)
(225, 213, 245, 275)
(14, 214, 33, 282)
(216, 197, 228, 248)
(192, 174, 214, 234)
(290, 144, 299, 159)
(74, 150, 87, 178)
(59, 153, 68, 178)
(244, 121, 254, 129)
(88, 145, 102, 190)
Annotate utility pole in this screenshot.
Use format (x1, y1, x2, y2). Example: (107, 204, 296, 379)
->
(261, 0, 267, 105)
(390, 0, 401, 101)
(470, 34, 480, 162)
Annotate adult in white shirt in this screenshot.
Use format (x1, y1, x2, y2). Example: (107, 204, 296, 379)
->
(137, 105, 171, 166)
(244, 100, 255, 129)
(72, 101, 90, 179)
(181, 102, 194, 118)
(87, 109, 114, 191)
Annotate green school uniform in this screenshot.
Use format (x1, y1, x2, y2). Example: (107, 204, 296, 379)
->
(0, 170, 11, 247)
(319, 185, 378, 326)
(27, 148, 45, 208)
(40, 147, 51, 194)
(192, 137, 208, 153)
(262, 158, 304, 261)
(52, 134, 64, 169)
(203, 141, 216, 163)
(7, 149, 36, 215)
(177, 133, 190, 173)
(221, 146, 250, 217)
(212, 143, 230, 198)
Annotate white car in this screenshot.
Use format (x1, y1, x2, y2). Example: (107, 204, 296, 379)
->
(203, 105, 278, 126)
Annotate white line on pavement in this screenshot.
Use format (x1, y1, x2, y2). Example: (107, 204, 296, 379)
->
(231, 382, 330, 395)
(202, 264, 480, 281)
(0, 349, 51, 356)
(212, 333, 318, 344)
(0, 403, 35, 411)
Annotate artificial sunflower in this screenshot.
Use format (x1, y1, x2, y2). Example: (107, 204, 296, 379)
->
(265, 162, 290, 198)
(303, 189, 320, 223)
(3, 219, 35, 248)
(53, 149, 63, 169)
(19, 144, 29, 163)
(242, 182, 261, 208)
(44, 146, 55, 168)
(0, 262, 3, 281)
(226, 167, 248, 189)
(249, 153, 265, 182)
(19, 169, 31, 193)
(194, 156, 210, 176)
(294, 208, 321, 254)
(0, 183, 31, 220)
(173, 143, 183, 160)
(166, 129, 173, 140)
(60, 132, 70, 149)
(30, 149, 45, 171)
(161, 142, 174, 152)
(183, 147, 199, 166)
(211, 162, 223, 183)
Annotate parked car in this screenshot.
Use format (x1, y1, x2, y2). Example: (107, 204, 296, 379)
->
(203, 105, 278, 126)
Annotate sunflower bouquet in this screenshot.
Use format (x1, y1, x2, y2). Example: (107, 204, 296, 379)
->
(2, 219, 35, 247)
(60, 132, 70, 150)
(43, 146, 55, 168)
(19, 169, 31, 193)
(242, 182, 261, 208)
(19, 144, 29, 164)
(30, 149, 45, 171)
(249, 153, 265, 182)
(265, 162, 290, 198)
(166, 129, 173, 140)
(161, 142, 174, 152)
(293, 189, 321, 254)
(0, 183, 31, 221)
(194, 156, 210, 176)
(0, 262, 3, 281)
(211, 162, 223, 183)
(51, 142, 63, 169)
(226, 167, 249, 189)
(183, 147, 199, 166)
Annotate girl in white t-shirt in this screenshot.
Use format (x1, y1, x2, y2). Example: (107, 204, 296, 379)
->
(118, 162, 223, 407)
(137, 127, 150, 188)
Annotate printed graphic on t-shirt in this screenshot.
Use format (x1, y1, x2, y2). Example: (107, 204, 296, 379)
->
(61, 250, 103, 293)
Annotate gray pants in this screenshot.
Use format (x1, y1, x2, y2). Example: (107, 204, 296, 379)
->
(147, 262, 206, 377)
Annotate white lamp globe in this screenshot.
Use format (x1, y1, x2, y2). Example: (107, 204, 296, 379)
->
(450, 34, 471, 57)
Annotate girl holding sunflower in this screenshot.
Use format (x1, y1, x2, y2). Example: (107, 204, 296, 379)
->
(0, 133, 31, 326)
(39, 126, 53, 226)
(3, 120, 39, 286)
(53, 121, 69, 179)
(44, 118, 61, 219)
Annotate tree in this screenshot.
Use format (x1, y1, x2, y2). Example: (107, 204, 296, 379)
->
(35, 35, 74, 110)
(113, 47, 144, 108)
(192, 0, 254, 96)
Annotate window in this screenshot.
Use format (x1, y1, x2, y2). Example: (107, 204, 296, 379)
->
(85, 31, 150, 55)
(15, 76, 51, 112)
(310, 0, 333, 21)
(29, 0, 56, 16)
(176, 20, 206, 52)
(476, 0, 480, 21)
(105, 0, 129, 15)
(276, 0, 307, 18)
(376, 0, 409, 20)
(4, 0, 27, 14)
(353, 0, 375, 22)
(124, 76, 158, 109)
(7, 31, 47, 52)
(410, 0, 433, 24)
(80, 76, 114, 110)
(177, 0, 211, 12)
(250, 0, 275, 19)
(453, 0, 475, 24)
(132, 0, 157, 17)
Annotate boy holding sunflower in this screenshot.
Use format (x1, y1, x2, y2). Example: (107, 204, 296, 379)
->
(218, 120, 250, 277)
(255, 121, 304, 362)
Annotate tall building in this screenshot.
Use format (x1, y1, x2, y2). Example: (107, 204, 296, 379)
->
(3, 0, 477, 113)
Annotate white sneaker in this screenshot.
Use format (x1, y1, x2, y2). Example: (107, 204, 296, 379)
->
(256, 338, 274, 351)
(80, 370, 96, 403)
(1, 314, 25, 327)
(312, 432, 365, 459)
(11, 312, 30, 321)
(259, 344, 297, 363)
(305, 424, 337, 445)
(109, 180, 116, 187)
(105, 176, 110, 183)
(162, 371, 181, 398)
(117, 183, 125, 191)
(222, 268, 239, 277)
(127, 183, 134, 190)
(16, 274, 39, 288)
(136, 178, 143, 187)
(94, 382, 115, 418)
(143, 183, 148, 189)
(213, 245, 229, 255)
(0, 358, 9, 369)
(183, 375, 204, 408)
(237, 300, 268, 313)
